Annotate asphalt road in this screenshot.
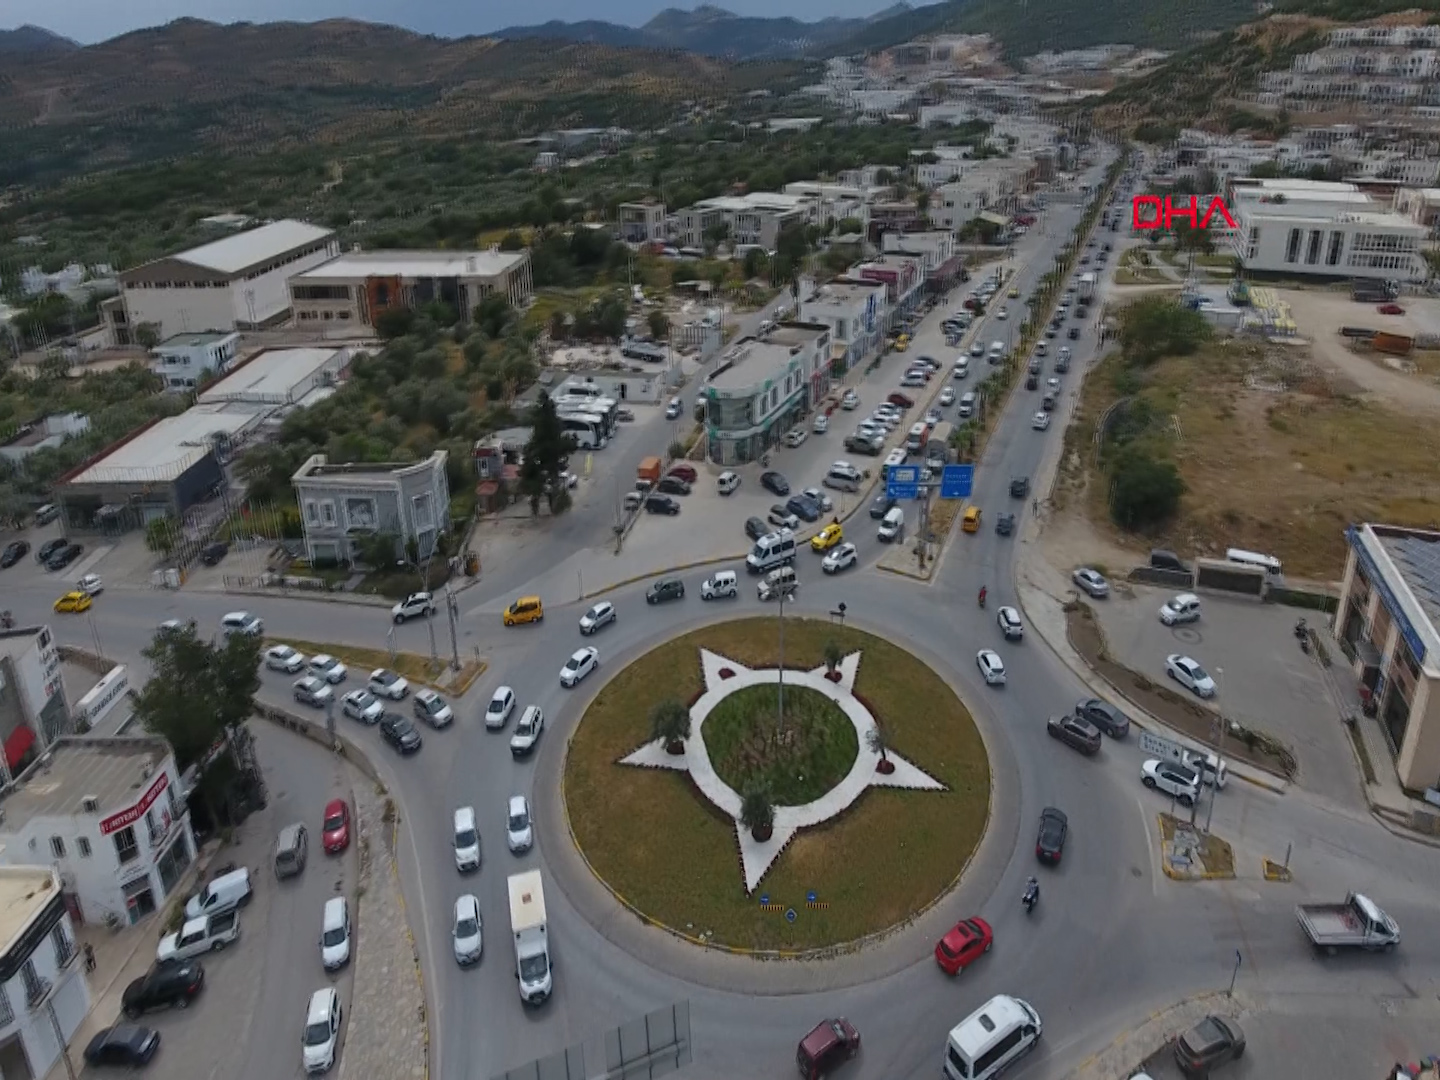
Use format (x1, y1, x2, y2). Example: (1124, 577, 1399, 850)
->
(10, 153, 1439, 1080)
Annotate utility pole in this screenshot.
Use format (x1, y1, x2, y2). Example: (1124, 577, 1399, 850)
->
(46, 992, 78, 1080)
(776, 583, 795, 732)
(445, 585, 461, 672)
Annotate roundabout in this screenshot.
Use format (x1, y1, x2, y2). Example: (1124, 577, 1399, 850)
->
(563, 618, 990, 950)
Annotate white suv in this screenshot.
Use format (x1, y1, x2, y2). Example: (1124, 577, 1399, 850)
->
(392, 592, 436, 624)
(506, 795, 534, 853)
(511, 706, 545, 757)
(222, 611, 263, 637)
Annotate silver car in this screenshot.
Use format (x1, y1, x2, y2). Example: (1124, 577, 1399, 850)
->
(341, 690, 383, 724)
(452, 894, 483, 966)
(293, 677, 333, 708)
(1072, 568, 1110, 598)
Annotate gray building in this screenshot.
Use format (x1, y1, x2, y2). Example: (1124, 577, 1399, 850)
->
(291, 451, 450, 566)
(702, 323, 831, 466)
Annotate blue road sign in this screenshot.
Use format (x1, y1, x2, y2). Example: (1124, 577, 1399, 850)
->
(785, 908, 798, 923)
(886, 464, 920, 500)
(759, 894, 769, 906)
(806, 890, 817, 904)
(940, 464, 974, 499)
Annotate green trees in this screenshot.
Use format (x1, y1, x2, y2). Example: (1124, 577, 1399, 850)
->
(520, 393, 576, 514)
(739, 787, 774, 841)
(1109, 451, 1185, 530)
(135, 626, 261, 770)
(649, 699, 691, 752)
(1119, 295, 1210, 369)
(647, 311, 670, 340)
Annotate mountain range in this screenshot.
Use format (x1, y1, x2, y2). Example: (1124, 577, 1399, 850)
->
(0, 24, 79, 54)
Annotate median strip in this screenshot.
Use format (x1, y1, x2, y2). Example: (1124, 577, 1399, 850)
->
(263, 637, 487, 696)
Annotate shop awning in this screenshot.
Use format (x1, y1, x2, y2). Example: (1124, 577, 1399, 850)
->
(4, 725, 36, 771)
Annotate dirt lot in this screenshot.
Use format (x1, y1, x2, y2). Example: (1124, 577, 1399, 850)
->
(1053, 334, 1440, 581)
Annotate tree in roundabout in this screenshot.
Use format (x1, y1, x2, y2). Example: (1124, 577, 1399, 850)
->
(564, 618, 990, 951)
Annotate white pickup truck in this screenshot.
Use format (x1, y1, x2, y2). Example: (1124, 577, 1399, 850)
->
(157, 910, 240, 964)
(1295, 893, 1399, 955)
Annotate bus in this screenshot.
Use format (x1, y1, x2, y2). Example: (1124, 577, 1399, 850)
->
(558, 411, 608, 450)
(553, 394, 618, 437)
(1225, 548, 1282, 578)
(620, 340, 667, 363)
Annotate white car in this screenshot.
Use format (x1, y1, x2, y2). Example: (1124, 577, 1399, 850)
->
(938, 388, 956, 407)
(841, 390, 860, 410)
(341, 690, 384, 724)
(1166, 654, 1216, 698)
(813, 414, 829, 434)
(784, 427, 808, 448)
(222, 611, 264, 637)
(368, 668, 410, 700)
(309, 654, 348, 683)
(391, 592, 435, 624)
(801, 488, 834, 513)
(1159, 594, 1201, 625)
(452, 894, 483, 966)
(1072, 567, 1110, 598)
(1032, 412, 1051, 431)
(77, 573, 104, 596)
(293, 676, 333, 708)
(976, 649, 1007, 686)
(822, 542, 858, 574)
(559, 648, 598, 688)
(301, 988, 343, 1074)
(265, 645, 306, 674)
(511, 705, 545, 756)
(1141, 758, 1200, 806)
(413, 689, 454, 728)
(506, 794, 533, 853)
(717, 471, 741, 495)
(485, 686, 516, 730)
(578, 602, 616, 635)
(997, 307, 1008, 320)
(997, 606, 1023, 641)
(768, 506, 800, 530)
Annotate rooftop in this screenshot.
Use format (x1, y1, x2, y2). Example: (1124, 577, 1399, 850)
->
(708, 339, 806, 393)
(1373, 525, 1440, 635)
(803, 281, 885, 309)
(197, 347, 344, 407)
(294, 249, 528, 282)
(157, 331, 237, 350)
(0, 868, 59, 964)
(170, 220, 334, 276)
(0, 738, 170, 826)
(292, 450, 446, 484)
(767, 322, 829, 349)
(67, 404, 263, 485)
(693, 192, 811, 214)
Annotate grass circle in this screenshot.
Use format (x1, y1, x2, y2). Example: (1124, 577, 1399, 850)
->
(563, 618, 990, 952)
(704, 684, 859, 806)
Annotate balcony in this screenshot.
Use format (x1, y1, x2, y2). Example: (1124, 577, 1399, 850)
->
(23, 975, 51, 1011)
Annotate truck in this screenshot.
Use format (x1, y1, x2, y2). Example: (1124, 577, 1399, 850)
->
(926, 422, 954, 464)
(1077, 273, 1097, 303)
(1295, 892, 1399, 954)
(156, 910, 240, 964)
(636, 455, 663, 488)
(508, 871, 553, 1004)
(1352, 279, 1400, 303)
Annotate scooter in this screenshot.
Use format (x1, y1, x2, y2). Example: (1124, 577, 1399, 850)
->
(1022, 879, 1039, 915)
(1295, 618, 1310, 654)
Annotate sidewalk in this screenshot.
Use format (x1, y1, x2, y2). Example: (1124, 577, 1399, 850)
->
(1063, 990, 1233, 1080)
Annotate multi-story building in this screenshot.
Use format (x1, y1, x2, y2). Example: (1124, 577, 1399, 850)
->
(781, 182, 879, 229)
(674, 194, 816, 252)
(289, 249, 533, 329)
(0, 627, 71, 787)
(852, 255, 926, 325)
(1227, 178, 1428, 281)
(798, 281, 887, 374)
(617, 200, 668, 244)
(1256, 25, 1440, 118)
(0, 738, 195, 928)
(151, 331, 242, 393)
(108, 220, 338, 342)
(0, 866, 90, 1080)
(702, 324, 832, 466)
(880, 231, 959, 280)
(291, 451, 451, 566)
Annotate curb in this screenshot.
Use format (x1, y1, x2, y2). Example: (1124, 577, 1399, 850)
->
(221, 585, 394, 608)
(584, 552, 750, 601)
(1062, 989, 1231, 1080)
(390, 815, 430, 1080)
(1155, 814, 1235, 882)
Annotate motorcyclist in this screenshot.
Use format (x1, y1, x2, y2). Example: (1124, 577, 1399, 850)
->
(978, 586, 987, 608)
(1023, 876, 1039, 909)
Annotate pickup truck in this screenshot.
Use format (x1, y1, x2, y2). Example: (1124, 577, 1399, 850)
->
(157, 910, 240, 964)
(1295, 893, 1399, 954)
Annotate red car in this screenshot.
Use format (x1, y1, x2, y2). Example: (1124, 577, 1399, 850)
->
(886, 392, 915, 409)
(322, 798, 351, 853)
(796, 1018, 860, 1079)
(667, 464, 698, 484)
(1378, 303, 1405, 315)
(934, 916, 993, 975)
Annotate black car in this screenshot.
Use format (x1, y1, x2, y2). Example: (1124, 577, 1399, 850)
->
(745, 516, 768, 541)
(122, 960, 204, 1017)
(46, 542, 83, 571)
(646, 577, 685, 604)
(1025, 373, 1038, 390)
(1075, 698, 1130, 738)
(656, 476, 691, 496)
(1035, 807, 1068, 865)
(760, 471, 790, 497)
(199, 541, 229, 566)
(380, 713, 423, 754)
(995, 512, 1015, 536)
(36, 537, 68, 563)
(645, 493, 681, 516)
(0, 540, 28, 568)
(1046, 714, 1101, 756)
(1045, 326, 1058, 339)
(786, 494, 821, 523)
(85, 1025, 160, 1067)
(1009, 477, 1031, 498)
(1068, 327, 1080, 340)
(870, 493, 896, 519)
(1175, 1016, 1245, 1076)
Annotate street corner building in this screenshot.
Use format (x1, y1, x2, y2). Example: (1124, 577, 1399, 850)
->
(291, 450, 451, 567)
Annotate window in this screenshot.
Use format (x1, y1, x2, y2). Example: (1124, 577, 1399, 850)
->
(1327, 231, 1345, 266)
(49, 837, 65, 859)
(146, 809, 162, 847)
(1285, 228, 1302, 262)
(21, 960, 47, 1006)
(1306, 229, 1323, 265)
(320, 502, 336, 526)
(114, 825, 139, 864)
(305, 501, 319, 525)
(77, 837, 92, 858)
(51, 923, 75, 968)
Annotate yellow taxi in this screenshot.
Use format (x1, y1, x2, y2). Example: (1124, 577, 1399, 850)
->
(54, 590, 92, 613)
(502, 595, 544, 626)
(810, 523, 843, 553)
(894, 333, 910, 352)
(1007, 287, 1020, 298)
(962, 506, 982, 533)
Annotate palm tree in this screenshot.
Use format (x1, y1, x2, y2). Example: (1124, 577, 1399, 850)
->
(822, 640, 844, 679)
(740, 787, 774, 842)
(867, 726, 895, 775)
(649, 699, 691, 754)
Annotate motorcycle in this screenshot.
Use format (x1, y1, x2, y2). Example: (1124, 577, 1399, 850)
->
(978, 589, 987, 610)
(1295, 618, 1310, 654)
(1022, 879, 1039, 915)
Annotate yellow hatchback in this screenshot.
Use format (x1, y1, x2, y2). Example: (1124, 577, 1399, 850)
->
(1007, 287, 1020, 298)
(502, 595, 544, 626)
(54, 590, 92, 613)
(811, 523, 843, 552)
(894, 334, 910, 352)
(962, 506, 982, 533)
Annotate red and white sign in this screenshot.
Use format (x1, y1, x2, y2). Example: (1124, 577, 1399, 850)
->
(1132, 195, 1237, 231)
(99, 771, 169, 836)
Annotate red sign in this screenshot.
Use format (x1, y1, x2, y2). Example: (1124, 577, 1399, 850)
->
(99, 771, 169, 836)
(1132, 195, 1237, 231)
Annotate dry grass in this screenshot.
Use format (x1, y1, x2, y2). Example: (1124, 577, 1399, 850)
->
(1159, 813, 1236, 878)
(563, 618, 989, 951)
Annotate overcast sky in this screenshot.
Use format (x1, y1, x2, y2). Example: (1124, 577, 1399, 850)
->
(5, 0, 900, 45)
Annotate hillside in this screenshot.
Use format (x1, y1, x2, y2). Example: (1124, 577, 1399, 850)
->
(0, 24, 78, 54)
(0, 18, 807, 185)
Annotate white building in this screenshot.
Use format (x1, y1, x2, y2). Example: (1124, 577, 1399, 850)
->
(0, 866, 90, 1080)
(798, 280, 887, 374)
(880, 231, 959, 277)
(0, 738, 195, 928)
(702, 324, 832, 466)
(151, 331, 242, 393)
(1228, 179, 1428, 281)
(616, 200, 668, 244)
(674, 193, 818, 252)
(109, 220, 338, 342)
(0, 414, 90, 470)
(0, 627, 71, 787)
(196, 346, 348, 409)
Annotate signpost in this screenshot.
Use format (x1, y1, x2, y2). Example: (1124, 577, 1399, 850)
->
(940, 464, 974, 499)
(886, 464, 921, 501)
(1139, 731, 1186, 761)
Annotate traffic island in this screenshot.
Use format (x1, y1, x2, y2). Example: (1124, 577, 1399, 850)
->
(1263, 858, 1294, 883)
(563, 618, 990, 953)
(876, 498, 965, 581)
(1157, 813, 1236, 881)
(263, 637, 487, 696)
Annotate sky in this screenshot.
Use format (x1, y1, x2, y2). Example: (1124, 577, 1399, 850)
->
(2, 0, 900, 45)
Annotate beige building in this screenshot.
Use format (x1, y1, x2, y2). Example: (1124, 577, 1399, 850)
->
(1336, 523, 1440, 792)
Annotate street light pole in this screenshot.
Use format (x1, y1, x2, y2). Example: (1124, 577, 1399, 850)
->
(445, 585, 461, 672)
(777, 584, 793, 731)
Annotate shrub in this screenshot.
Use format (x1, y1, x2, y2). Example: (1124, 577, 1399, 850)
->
(1109, 449, 1184, 530)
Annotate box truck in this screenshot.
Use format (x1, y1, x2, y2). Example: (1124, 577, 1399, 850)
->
(508, 871, 553, 1004)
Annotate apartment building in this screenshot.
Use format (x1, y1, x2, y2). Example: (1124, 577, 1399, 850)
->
(798, 280, 887, 373)
(674, 193, 817, 252)
(617, 200, 667, 244)
(702, 325, 831, 466)
(1256, 25, 1440, 118)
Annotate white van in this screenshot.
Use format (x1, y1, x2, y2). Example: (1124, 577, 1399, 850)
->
(757, 565, 798, 601)
(987, 341, 1005, 363)
(953, 357, 969, 379)
(320, 897, 351, 970)
(957, 392, 977, 419)
(907, 422, 928, 452)
(824, 462, 862, 493)
(878, 506, 905, 543)
(1225, 547, 1283, 578)
(883, 448, 907, 475)
(746, 529, 797, 574)
(943, 994, 1042, 1080)
(185, 867, 253, 920)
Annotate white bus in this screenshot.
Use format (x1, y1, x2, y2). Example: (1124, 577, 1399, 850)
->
(1225, 548, 1282, 578)
(554, 395, 617, 437)
(558, 412, 608, 450)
